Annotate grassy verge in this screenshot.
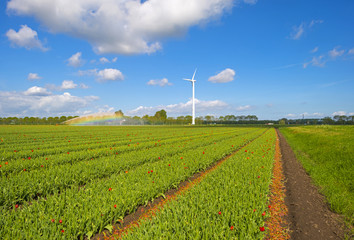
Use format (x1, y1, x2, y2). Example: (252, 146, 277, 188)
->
(279, 125, 353, 227)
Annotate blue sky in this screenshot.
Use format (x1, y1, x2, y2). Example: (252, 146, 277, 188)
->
(0, 0, 353, 120)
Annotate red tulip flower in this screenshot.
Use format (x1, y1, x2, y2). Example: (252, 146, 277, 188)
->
(230, 226, 234, 230)
(218, 211, 221, 215)
(260, 226, 265, 231)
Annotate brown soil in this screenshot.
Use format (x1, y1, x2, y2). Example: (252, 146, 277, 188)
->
(277, 129, 347, 240)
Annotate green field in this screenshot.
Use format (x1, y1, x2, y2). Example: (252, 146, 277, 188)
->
(0, 125, 275, 239)
(280, 125, 354, 226)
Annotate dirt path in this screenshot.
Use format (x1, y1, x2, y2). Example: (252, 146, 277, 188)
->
(277, 129, 347, 240)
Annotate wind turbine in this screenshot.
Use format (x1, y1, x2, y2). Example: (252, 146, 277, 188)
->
(183, 69, 197, 125)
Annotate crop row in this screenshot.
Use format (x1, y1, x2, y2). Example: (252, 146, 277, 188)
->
(121, 129, 276, 239)
(0, 128, 258, 177)
(0, 128, 266, 239)
(0, 128, 263, 208)
(1, 127, 247, 161)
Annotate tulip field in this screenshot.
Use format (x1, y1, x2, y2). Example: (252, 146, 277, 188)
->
(0, 125, 276, 239)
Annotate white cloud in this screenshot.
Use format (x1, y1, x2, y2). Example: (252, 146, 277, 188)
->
(311, 46, 318, 53)
(97, 68, 124, 82)
(286, 114, 297, 118)
(98, 105, 115, 113)
(289, 20, 323, 40)
(24, 86, 51, 96)
(289, 23, 305, 40)
(99, 57, 110, 64)
(67, 52, 84, 67)
(328, 47, 345, 58)
(147, 78, 172, 87)
(332, 111, 348, 116)
(78, 69, 98, 76)
(236, 105, 252, 111)
(61, 80, 78, 89)
(46, 80, 89, 91)
(286, 112, 324, 118)
(112, 57, 118, 62)
(7, 0, 233, 55)
(79, 83, 89, 89)
(243, 0, 257, 5)
(349, 48, 354, 55)
(126, 98, 228, 116)
(79, 68, 124, 82)
(27, 73, 42, 81)
(309, 19, 323, 27)
(0, 89, 98, 117)
(208, 68, 235, 83)
(6, 25, 47, 51)
(303, 55, 325, 68)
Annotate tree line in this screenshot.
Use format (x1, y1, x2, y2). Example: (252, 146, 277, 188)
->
(1, 110, 353, 125)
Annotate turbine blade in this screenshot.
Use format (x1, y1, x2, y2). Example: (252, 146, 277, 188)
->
(192, 68, 197, 81)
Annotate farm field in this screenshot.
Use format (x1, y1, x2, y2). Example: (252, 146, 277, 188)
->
(0, 125, 276, 239)
(279, 126, 354, 226)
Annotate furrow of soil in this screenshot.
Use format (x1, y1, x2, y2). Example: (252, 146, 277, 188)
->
(277, 129, 347, 240)
(92, 130, 268, 240)
(264, 131, 290, 239)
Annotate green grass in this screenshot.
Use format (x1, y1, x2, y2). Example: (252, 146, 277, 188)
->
(280, 125, 354, 227)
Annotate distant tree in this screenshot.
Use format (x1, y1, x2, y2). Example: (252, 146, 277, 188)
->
(115, 110, 124, 117)
(322, 117, 334, 125)
(60, 116, 67, 123)
(154, 109, 167, 120)
(279, 118, 288, 125)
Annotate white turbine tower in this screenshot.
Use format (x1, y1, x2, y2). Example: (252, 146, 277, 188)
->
(183, 69, 197, 125)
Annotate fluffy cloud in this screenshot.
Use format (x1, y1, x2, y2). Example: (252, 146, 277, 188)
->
(99, 57, 110, 64)
(126, 98, 228, 116)
(208, 68, 235, 83)
(349, 48, 354, 55)
(67, 52, 84, 67)
(61, 80, 77, 89)
(24, 86, 51, 96)
(332, 111, 348, 116)
(27, 73, 42, 81)
(6, 25, 47, 51)
(7, 0, 234, 55)
(46, 80, 88, 91)
(328, 47, 345, 58)
(0, 88, 98, 117)
(289, 20, 323, 40)
(97, 68, 124, 82)
(79, 68, 124, 82)
(147, 78, 172, 87)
